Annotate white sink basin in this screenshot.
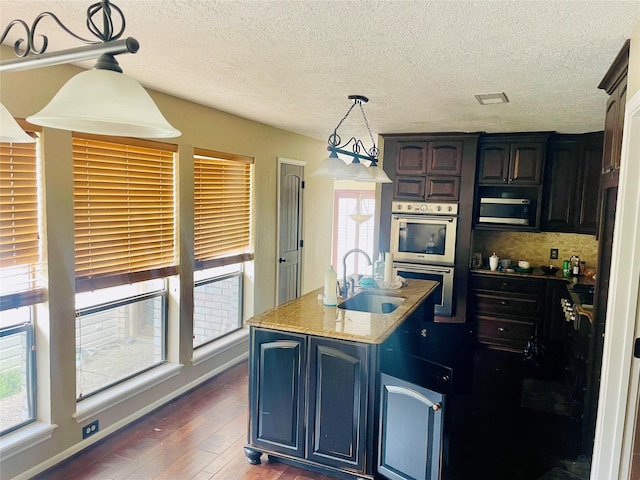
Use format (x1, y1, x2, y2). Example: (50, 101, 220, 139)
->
(337, 291, 405, 314)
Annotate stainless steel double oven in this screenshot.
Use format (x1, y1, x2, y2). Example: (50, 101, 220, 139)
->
(390, 201, 458, 316)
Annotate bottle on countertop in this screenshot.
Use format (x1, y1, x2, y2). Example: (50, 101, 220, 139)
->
(570, 255, 580, 276)
(489, 253, 499, 271)
(374, 252, 385, 281)
(562, 260, 571, 277)
(323, 265, 338, 306)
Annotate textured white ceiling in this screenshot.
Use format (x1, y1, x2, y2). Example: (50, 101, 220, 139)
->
(1, 1, 640, 141)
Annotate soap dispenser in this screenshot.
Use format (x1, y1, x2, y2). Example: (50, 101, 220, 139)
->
(323, 265, 338, 306)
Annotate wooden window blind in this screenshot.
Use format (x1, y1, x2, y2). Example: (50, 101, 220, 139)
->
(0, 134, 45, 310)
(73, 135, 178, 292)
(193, 148, 253, 270)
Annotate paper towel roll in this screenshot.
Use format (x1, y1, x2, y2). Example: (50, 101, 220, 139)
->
(384, 252, 393, 284)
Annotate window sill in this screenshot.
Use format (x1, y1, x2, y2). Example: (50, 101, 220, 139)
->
(192, 328, 249, 366)
(0, 422, 57, 460)
(74, 363, 183, 424)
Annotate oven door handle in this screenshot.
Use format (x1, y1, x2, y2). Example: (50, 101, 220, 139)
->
(393, 214, 456, 223)
(396, 265, 453, 274)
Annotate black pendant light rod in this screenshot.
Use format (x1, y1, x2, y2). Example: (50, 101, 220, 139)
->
(327, 94, 380, 165)
(0, 0, 137, 73)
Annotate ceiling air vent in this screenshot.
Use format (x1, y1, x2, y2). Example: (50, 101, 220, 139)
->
(474, 92, 509, 105)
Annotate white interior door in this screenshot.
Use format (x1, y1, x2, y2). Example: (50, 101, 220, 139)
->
(276, 158, 304, 305)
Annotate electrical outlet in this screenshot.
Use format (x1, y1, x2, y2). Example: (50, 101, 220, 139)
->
(550, 248, 559, 260)
(82, 420, 99, 439)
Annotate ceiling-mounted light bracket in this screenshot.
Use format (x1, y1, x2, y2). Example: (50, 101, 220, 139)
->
(327, 94, 380, 166)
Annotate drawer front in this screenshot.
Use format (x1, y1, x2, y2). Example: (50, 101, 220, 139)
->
(471, 291, 544, 319)
(470, 274, 545, 295)
(475, 315, 536, 351)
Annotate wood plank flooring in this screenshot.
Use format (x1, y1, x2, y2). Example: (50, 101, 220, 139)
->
(32, 361, 336, 480)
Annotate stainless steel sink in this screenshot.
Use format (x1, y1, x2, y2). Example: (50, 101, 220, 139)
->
(337, 291, 405, 314)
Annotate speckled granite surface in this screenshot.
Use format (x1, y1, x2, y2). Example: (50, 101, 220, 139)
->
(246, 279, 439, 344)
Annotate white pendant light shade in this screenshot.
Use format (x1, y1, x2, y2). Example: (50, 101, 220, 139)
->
(1, 103, 36, 143)
(312, 152, 351, 178)
(27, 69, 181, 138)
(367, 165, 393, 183)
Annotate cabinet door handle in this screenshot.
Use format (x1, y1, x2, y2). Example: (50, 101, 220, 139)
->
(497, 326, 508, 332)
(432, 403, 442, 411)
(420, 328, 428, 338)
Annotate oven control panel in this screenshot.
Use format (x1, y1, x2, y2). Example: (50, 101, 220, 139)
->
(391, 201, 458, 215)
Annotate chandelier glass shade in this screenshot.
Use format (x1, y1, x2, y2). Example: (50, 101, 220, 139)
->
(0, 103, 36, 143)
(312, 95, 391, 183)
(0, 1, 181, 139)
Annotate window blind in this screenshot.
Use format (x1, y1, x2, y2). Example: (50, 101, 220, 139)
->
(193, 148, 253, 270)
(73, 135, 178, 292)
(0, 136, 45, 310)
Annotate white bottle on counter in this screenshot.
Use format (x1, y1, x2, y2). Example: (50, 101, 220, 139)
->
(489, 253, 499, 271)
(323, 265, 338, 306)
(384, 252, 394, 284)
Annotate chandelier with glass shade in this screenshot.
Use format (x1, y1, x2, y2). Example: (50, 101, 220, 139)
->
(0, 0, 181, 143)
(312, 95, 392, 183)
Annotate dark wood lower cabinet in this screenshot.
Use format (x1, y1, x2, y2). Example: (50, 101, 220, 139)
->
(246, 308, 459, 480)
(378, 373, 445, 480)
(306, 337, 369, 471)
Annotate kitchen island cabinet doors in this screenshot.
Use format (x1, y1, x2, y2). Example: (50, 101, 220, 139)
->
(247, 328, 372, 475)
(248, 329, 306, 459)
(378, 373, 444, 480)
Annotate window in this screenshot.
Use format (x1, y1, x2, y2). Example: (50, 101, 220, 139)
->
(0, 135, 42, 435)
(192, 149, 253, 348)
(72, 135, 177, 399)
(333, 189, 376, 278)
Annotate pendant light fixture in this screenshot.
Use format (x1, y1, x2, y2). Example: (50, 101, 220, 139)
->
(349, 193, 373, 225)
(312, 95, 391, 183)
(0, 1, 181, 139)
(0, 103, 35, 143)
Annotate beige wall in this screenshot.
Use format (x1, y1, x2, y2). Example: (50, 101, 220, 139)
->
(0, 45, 331, 478)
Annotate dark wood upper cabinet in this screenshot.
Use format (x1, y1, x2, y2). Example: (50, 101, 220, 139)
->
(599, 39, 629, 174)
(541, 132, 603, 235)
(429, 141, 463, 175)
(395, 141, 428, 175)
(478, 135, 547, 185)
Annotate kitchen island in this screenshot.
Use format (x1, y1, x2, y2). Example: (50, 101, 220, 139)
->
(244, 279, 452, 480)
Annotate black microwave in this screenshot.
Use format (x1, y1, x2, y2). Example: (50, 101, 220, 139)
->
(478, 198, 530, 225)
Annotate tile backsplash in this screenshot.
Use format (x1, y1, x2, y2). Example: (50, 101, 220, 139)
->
(471, 230, 599, 271)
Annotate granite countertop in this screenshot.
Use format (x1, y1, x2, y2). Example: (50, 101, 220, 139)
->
(246, 279, 439, 344)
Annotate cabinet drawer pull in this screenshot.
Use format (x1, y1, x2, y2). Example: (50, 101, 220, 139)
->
(501, 282, 509, 287)
(497, 326, 508, 332)
(500, 300, 508, 305)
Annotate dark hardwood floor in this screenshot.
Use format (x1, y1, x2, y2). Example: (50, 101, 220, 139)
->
(32, 346, 584, 480)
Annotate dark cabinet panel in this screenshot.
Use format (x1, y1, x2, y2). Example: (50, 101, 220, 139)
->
(394, 176, 426, 200)
(469, 273, 546, 351)
(306, 337, 368, 471)
(509, 141, 545, 184)
(541, 132, 603, 234)
(396, 141, 428, 175)
(250, 329, 306, 457)
(429, 141, 463, 175)
(425, 176, 460, 201)
(478, 143, 509, 183)
(478, 136, 547, 185)
(378, 373, 444, 480)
